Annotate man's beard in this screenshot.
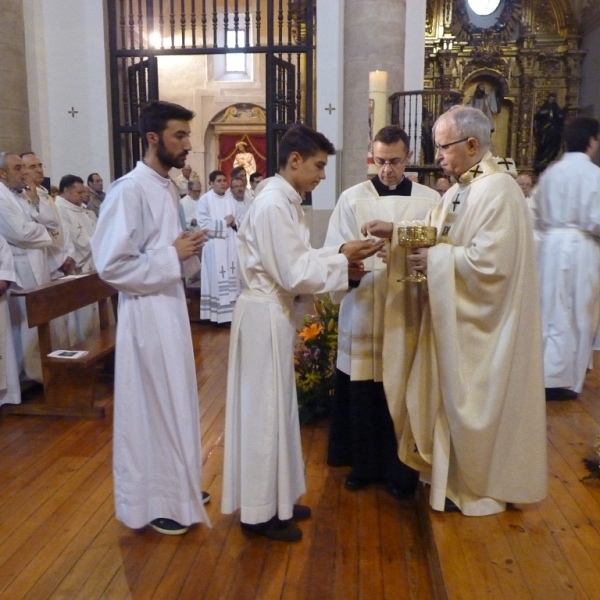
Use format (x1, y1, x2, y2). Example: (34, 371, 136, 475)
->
(156, 136, 187, 170)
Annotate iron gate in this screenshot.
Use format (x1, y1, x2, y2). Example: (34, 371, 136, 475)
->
(107, 0, 315, 179)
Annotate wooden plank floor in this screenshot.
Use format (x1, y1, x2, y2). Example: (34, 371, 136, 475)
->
(0, 322, 433, 600)
(423, 352, 600, 600)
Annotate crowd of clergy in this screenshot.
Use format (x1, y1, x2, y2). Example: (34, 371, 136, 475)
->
(2, 100, 600, 543)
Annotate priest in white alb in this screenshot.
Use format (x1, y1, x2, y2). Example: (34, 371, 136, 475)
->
(91, 100, 210, 536)
(368, 106, 547, 516)
(326, 125, 439, 500)
(0, 152, 56, 383)
(197, 169, 240, 324)
(0, 233, 20, 407)
(222, 125, 385, 542)
(531, 116, 600, 401)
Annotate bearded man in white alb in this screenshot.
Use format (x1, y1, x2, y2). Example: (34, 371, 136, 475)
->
(91, 100, 210, 536)
(326, 125, 439, 501)
(532, 116, 600, 401)
(230, 175, 252, 223)
(368, 106, 547, 516)
(197, 169, 240, 324)
(0, 152, 56, 382)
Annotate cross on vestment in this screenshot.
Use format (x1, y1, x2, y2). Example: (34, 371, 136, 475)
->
(452, 197, 461, 212)
(219, 266, 226, 278)
(76, 223, 83, 233)
(470, 165, 483, 178)
(68, 107, 78, 118)
(497, 158, 513, 170)
(325, 104, 336, 114)
(230, 262, 236, 275)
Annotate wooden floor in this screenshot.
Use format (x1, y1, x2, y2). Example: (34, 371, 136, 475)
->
(0, 322, 433, 600)
(425, 354, 600, 600)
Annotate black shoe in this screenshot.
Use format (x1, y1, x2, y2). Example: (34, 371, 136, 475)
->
(545, 387, 578, 401)
(385, 481, 416, 501)
(292, 504, 311, 521)
(150, 518, 189, 535)
(444, 498, 461, 512)
(241, 517, 302, 542)
(345, 474, 376, 491)
(202, 491, 211, 504)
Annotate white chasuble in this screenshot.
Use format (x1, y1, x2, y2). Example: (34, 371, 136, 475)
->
(0, 234, 19, 406)
(325, 179, 439, 382)
(398, 154, 547, 515)
(91, 161, 208, 530)
(222, 174, 349, 524)
(197, 189, 240, 323)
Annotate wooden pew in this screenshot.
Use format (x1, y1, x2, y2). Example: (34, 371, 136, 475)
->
(3, 273, 117, 419)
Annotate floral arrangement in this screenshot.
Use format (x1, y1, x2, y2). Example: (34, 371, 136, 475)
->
(583, 434, 600, 482)
(295, 294, 339, 424)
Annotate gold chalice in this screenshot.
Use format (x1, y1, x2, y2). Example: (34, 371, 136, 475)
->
(397, 225, 437, 283)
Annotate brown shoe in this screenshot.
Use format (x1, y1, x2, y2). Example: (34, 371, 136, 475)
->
(241, 517, 302, 542)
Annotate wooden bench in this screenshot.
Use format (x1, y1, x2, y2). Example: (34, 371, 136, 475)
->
(3, 273, 117, 419)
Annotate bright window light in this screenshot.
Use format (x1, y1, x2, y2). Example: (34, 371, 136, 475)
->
(467, 0, 502, 15)
(226, 30, 246, 72)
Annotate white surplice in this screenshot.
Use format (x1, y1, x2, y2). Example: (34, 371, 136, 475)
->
(0, 183, 53, 382)
(531, 152, 600, 392)
(222, 174, 349, 524)
(0, 234, 20, 406)
(396, 155, 548, 516)
(91, 161, 209, 530)
(196, 189, 240, 323)
(180, 194, 199, 230)
(325, 179, 439, 382)
(233, 193, 253, 224)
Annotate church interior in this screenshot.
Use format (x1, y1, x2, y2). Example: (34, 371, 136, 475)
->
(3, 0, 600, 597)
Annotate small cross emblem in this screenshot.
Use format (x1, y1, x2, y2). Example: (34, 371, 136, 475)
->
(68, 107, 79, 118)
(497, 158, 513, 170)
(325, 104, 336, 115)
(220, 266, 226, 278)
(452, 197, 461, 212)
(230, 262, 236, 275)
(76, 223, 83, 233)
(470, 165, 483, 178)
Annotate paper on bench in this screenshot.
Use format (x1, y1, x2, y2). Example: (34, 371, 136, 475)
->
(47, 350, 90, 359)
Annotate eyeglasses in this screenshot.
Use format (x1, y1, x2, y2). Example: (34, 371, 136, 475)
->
(373, 156, 408, 168)
(434, 138, 470, 152)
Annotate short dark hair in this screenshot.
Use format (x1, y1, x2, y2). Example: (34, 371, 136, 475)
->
(87, 172, 100, 185)
(59, 174, 84, 193)
(230, 166, 246, 179)
(209, 170, 226, 183)
(230, 176, 245, 186)
(564, 117, 600, 153)
(278, 125, 335, 169)
(249, 171, 262, 183)
(373, 125, 410, 149)
(139, 101, 194, 146)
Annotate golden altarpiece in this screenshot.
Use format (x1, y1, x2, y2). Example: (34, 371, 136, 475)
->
(423, 0, 585, 172)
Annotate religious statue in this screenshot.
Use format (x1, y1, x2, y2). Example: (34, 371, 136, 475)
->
(233, 140, 257, 183)
(464, 82, 501, 130)
(533, 93, 565, 171)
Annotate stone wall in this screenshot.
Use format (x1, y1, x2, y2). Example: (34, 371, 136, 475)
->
(0, 1, 30, 153)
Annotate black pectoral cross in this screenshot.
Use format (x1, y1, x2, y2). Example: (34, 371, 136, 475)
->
(469, 165, 483, 178)
(219, 266, 226, 278)
(497, 158, 513, 170)
(452, 197, 461, 212)
(76, 223, 83, 234)
(230, 262, 236, 275)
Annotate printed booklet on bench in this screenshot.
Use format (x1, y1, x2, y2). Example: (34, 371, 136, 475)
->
(47, 350, 90, 359)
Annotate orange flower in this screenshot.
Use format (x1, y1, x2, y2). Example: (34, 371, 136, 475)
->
(298, 322, 324, 341)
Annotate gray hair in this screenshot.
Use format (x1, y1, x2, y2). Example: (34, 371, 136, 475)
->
(433, 106, 492, 152)
(187, 179, 201, 191)
(0, 152, 13, 170)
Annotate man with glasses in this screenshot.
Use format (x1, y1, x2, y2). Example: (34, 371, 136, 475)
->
(368, 106, 547, 516)
(325, 125, 438, 500)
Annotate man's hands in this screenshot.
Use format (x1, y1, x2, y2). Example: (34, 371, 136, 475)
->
(59, 256, 76, 276)
(225, 215, 235, 227)
(360, 220, 393, 239)
(340, 239, 385, 263)
(174, 229, 208, 261)
(406, 247, 428, 272)
(190, 218, 198, 227)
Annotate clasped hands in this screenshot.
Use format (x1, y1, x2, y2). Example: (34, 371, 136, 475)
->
(174, 229, 209, 261)
(361, 219, 428, 272)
